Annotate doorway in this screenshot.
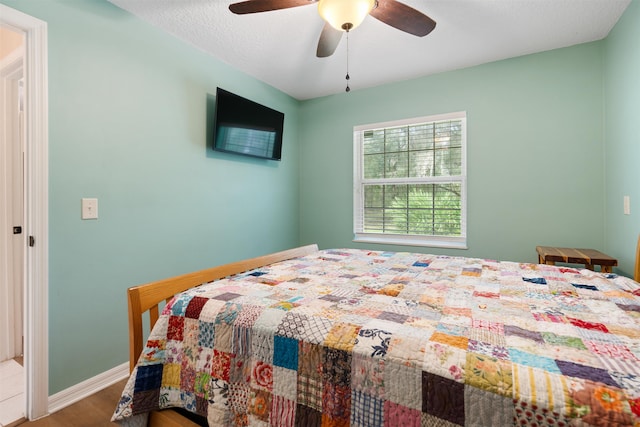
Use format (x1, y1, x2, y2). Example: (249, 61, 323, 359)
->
(0, 4, 49, 422)
(0, 24, 26, 426)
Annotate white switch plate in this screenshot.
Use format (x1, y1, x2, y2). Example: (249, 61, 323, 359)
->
(82, 198, 98, 219)
(623, 195, 630, 215)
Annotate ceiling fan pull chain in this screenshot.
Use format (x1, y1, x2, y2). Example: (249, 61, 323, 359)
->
(345, 29, 351, 92)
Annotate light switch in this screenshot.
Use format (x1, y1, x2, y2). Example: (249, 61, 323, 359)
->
(624, 195, 630, 215)
(82, 198, 98, 220)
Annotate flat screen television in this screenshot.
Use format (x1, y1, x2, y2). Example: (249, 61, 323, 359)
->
(212, 87, 284, 161)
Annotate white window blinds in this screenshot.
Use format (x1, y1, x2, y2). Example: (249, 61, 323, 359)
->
(353, 112, 467, 248)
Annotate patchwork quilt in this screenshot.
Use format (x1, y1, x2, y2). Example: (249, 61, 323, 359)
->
(112, 249, 640, 426)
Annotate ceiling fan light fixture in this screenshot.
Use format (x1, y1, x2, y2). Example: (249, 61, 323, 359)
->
(318, 0, 376, 31)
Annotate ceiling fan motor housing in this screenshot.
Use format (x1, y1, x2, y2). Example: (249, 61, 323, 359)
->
(317, 0, 376, 31)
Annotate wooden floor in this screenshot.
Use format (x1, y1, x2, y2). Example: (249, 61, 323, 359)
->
(17, 379, 128, 427)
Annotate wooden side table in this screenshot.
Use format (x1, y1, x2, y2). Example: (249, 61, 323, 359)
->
(536, 246, 618, 273)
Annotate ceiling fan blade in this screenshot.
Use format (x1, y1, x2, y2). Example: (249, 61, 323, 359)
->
(229, 0, 316, 14)
(316, 22, 343, 58)
(370, 0, 436, 37)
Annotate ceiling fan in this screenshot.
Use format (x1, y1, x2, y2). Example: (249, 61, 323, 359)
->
(229, 0, 436, 58)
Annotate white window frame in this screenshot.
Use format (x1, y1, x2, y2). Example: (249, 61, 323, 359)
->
(353, 111, 467, 249)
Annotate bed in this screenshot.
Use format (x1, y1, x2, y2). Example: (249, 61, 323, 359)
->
(113, 243, 640, 426)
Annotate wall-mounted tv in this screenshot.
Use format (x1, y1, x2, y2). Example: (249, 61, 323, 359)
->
(212, 87, 284, 161)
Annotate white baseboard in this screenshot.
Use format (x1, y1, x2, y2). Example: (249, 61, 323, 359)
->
(48, 362, 129, 414)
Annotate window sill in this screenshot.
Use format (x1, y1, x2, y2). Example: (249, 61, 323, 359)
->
(353, 233, 468, 250)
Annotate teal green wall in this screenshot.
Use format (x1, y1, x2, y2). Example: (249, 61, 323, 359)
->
(604, 0, 640, 277)
(1, 0, 300, 394)
(299, 43, 605, 263)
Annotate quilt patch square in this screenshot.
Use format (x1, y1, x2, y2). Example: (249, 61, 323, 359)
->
(213, 322, 233, 353)
(295, 404, 322, 426)
(195, 395, 207, 416)
(273, 366, 298, 401)
(185, 296, 208, 319)
(385, 401, 421, 427)
(322, 383, 352, 424)
(324, 323, 361, 351)
(276, 312, 308, 339)
(131, 389, 160, 415)
(468, 340, 509, 360)
(471, 319, 504, 335)
(273, 335, 299, 369)
(134, 363, 163, 392)
(213, 292, 241, 302)
(323, 347, 352, 386)
(523, 277, 547, 285)
(513, 398, 571, 427)
(509, 348, 560, 373)
(198, 321, 215, 348)
(421, 413, 462, 427)
(168, 294, 191, 316)
(161, 363, 180, 388)
(140, 339, 165, 365)
(422, 371, 465, 425)
(248, 389, 272, 422)
(215, 302, 241, 325)
(385, 360, 422, 410)
(297, 342, 322, 411)
(227, 381, 251, 415)
(377, 311, 409, 324)
(228, 354, 250, 384)
(211, 350, 232, 381)
(194, 371, 211, 399)
(464, 385, 513, 427)
(584, 340, 640, 361)
(351, 389, 384, 427)
(555, 359, 617, 387)
(572, 283, 599, 291)
(567, 317, 609, 333)
(270, 395, 296, 427)
(352, 352, 385, 398)
(504, 325, 544, 344)
(542, 332, 587, 350)
(182, 318, 199, 350)
(167, 316, 185, 341)
(251, 360, 274, 392)
(354, 328, 392, 359)
(566, 379, 635, 426)
(465, 353, 513, 397)
(180, 363, 196, 393)
(468, 328, 506, 347)
(609, 371, 640, 398)
(437, 323, 468, 337)
(430, 331, 468, 350)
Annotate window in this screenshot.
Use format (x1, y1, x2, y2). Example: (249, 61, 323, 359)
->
(353, 112, 467, 248)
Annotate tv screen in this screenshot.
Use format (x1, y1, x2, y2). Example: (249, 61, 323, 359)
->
(212, 88, 284, 161)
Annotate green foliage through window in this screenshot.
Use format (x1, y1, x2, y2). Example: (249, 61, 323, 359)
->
(355, 114, 466, 243)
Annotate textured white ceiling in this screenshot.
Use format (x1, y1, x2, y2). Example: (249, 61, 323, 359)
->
(107, 0, 631, 100)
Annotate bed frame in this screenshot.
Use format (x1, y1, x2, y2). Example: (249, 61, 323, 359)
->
(125, 238, 640, 426)
(635, 234, 640, 282)
(126, 244, 319, 427)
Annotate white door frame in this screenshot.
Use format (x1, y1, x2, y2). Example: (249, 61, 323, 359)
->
(0, 5, 49, 420)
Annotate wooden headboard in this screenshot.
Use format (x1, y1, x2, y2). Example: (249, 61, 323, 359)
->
(127, 244, 319, 373)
